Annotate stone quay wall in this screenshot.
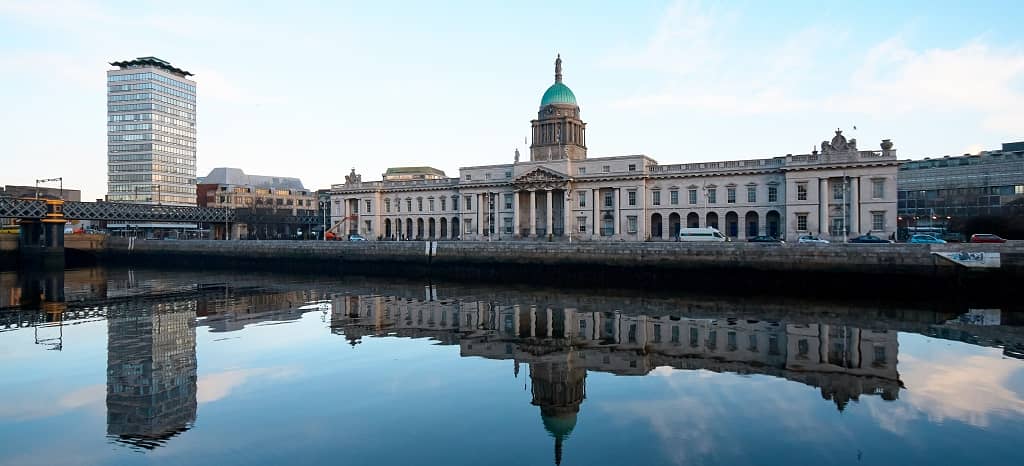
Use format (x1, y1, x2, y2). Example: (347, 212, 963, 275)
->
(90, 240, 1024, 294)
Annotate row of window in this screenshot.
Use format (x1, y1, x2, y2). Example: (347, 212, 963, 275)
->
(109, 174, 196, 184)
(106, 193, 196, 204)
(108, 133, 196, 148)
(576, 163, 639, 175)
(108, 112, 195, 128)
(108, 92, 195, 111)
(109, 152, 195, 166)
(109, 103, 194, 120)
(109, 183, 195, 194)
(108, 123, 196, 139)
(793, 179, 887, 201)
(108, 143, 195, 157)
(109, 82, 195, 101)
(109, 72, 196, 93)
(108, 163, 195, 176)
(793, 212, 886, 232)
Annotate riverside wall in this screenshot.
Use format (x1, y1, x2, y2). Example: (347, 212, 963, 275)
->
(86, 238, 1023, 297)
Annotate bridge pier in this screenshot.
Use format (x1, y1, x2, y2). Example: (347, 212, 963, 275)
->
(18, 200, 66, 267)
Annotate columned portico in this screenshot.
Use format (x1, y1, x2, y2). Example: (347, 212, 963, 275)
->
(819, 178, 828, 236)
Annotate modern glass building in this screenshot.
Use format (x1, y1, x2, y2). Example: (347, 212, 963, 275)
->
(898, 141, 1024, 226)
(106, 57, 197, 206)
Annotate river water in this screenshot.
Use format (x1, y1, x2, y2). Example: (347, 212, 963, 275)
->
(1, 267, 1023, 466)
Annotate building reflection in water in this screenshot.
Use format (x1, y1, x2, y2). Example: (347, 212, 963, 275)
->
(106, 301, 198, 449)
(331, 292, 902, 465)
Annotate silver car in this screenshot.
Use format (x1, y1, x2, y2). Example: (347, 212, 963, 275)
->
(797, 235, 830, 244)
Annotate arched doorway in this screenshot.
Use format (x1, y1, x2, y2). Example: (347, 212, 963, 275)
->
(766, 210, 781, 238)
(602, 214, 614, 236)
(440, 218, 448, 239)
(428, 218, 436, 239)
(384, 219, 392, 239)
(725, 211, 739, 238)
(451, 217, 459, 239)
(706, 212, 719, 230)
(651, 213, 663, 239)
(669, 213, 681, 237)
(406, 218, 413, 239)
(745, 211, 759, 237)
(687, 212, 700, 228)
(417, 218, 425, 239)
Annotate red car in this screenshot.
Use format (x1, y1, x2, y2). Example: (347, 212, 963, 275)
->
(969, 233, 1007, 243)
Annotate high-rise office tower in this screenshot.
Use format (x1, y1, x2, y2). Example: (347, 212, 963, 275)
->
(107, 57, 196, 205)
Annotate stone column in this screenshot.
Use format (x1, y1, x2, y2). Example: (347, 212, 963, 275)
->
(513, 190, 521, 238)
(529, 190, 537, 237)
(546, 189, 554, 238)
(476, 193, 483, 236)
(530, 306, 537, 337)
(592, 188, 599, 238)
(563, 189, 571, 237)
(613, 188, 621, 235)
(819, 178, 828, 236)
(850, 177, 860, 235)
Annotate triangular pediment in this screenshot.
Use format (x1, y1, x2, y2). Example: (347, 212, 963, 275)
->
(515, 167, 568, 184)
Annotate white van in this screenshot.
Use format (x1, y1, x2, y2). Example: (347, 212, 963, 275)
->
(678, 227, 727, 242)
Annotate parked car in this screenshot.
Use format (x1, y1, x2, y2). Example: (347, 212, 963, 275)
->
(909, 234, 946, 244)
(797, 235, 829, 244)
(748, 235, 784, 243)
(849, 234, 893, 244)
(347, 234, 368, 242)
(678, 227, 727, 242)
(969, 233, 1006, 243)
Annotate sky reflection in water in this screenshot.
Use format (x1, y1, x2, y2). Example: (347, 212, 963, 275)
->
(0, 268, 1023, 466)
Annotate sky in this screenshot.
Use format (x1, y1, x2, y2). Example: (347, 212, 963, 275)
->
(1, 0, 1022, 201)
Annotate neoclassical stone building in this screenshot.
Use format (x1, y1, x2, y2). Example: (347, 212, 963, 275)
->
(331, 56, 898, 241)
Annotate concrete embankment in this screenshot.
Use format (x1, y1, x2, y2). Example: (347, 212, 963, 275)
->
(88, 238, 1023, 297)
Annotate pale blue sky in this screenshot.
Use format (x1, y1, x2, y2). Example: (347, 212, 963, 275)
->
(1, 0, 1022, 201)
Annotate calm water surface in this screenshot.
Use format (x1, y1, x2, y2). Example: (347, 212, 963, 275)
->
(1, 267, 1023, 466)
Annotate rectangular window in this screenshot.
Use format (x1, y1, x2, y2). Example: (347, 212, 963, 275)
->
(577, 216, 587, 233)
(464, 219, 473, 233)
(748, 334, 758, 352)
(604, 192, 613, 208)
(727, 187, 736, 203)
(602, 165, 610, 173)
(833, 183, 844, 201)
(689, 327, 699, 347)
(578, 167, 586, 175)
(670, 190, 679, 205)
(747, 186, 757, 203)
(385, 199, 391, 213)
(505, 170, 512, 179)
(441, 198, 447, 211)
(708, 189, 716, 204)
(872, 212, 885, 231)
(406, 199, 412, 211)
(769, 335, 779, 355)
(452, 196, 459, 210)
(671, 326, 680, 343)
(628, 163, 637, 171)
(688, 189, 697, 205)
(653, 324, 662, 343)
(429, 198, 435, 211)
(578, 191, 586, 208)
(465, 195, 472, 210)
(485, 173, 491, 180)
(797, 214, 808, 231)
(652, 191, 661, 206)
(466, 174, 472, 180)
(872, 179, 885, 199)
(417, 198, 424, 211)
(768, 186, 778, 203)
(628, 191, 637, 206)
(503, 216, 513, 234)
(627, 216, 637, 233)
(504, 194, 512, 210)
(797, 183, 808, 201)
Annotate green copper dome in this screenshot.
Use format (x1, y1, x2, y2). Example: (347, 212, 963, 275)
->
(541, 82, 577, 106)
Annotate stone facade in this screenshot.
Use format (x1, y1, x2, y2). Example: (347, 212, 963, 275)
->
(331, 57, 899, 242)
